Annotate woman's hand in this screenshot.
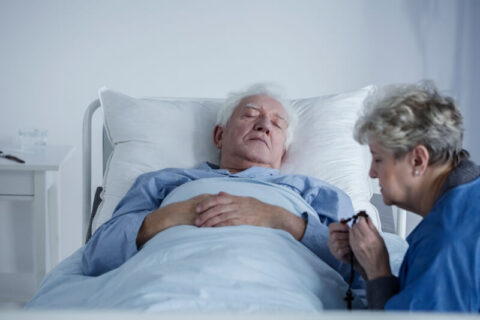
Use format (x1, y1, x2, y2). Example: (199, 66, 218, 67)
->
(349, 216, 392, 280)
(328, 221, 369, 278)
(328, 222, 352, 264)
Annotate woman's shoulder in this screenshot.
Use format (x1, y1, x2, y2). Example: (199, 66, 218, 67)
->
(436, 176, 480, 222)
(409, 188, 480, 252)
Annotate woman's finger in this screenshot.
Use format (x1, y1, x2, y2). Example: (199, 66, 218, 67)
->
(329, 222, 350, 233)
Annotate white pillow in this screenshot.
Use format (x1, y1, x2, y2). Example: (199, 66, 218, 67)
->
(93, 86, 379, 233)
(282, 88, 378, 225)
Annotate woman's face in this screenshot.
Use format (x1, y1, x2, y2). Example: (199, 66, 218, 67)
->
(368, 142, 414, 208)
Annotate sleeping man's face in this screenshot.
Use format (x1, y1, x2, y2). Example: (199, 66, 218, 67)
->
(213, 94, 288, 172)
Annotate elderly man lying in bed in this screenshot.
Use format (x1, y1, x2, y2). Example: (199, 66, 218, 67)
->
(80, 84, 362, 310)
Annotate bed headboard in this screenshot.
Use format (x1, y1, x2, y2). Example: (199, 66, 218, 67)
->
(82, 90, 408, 243)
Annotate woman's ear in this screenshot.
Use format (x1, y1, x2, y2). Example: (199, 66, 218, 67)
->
(213, 125, 224, 149)
(411, 145, 430, 176)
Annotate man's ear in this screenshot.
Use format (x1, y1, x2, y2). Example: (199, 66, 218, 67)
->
(411, 145, 430, 176)
(213, 125, 224, 149)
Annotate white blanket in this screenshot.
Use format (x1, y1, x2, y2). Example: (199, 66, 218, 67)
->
(27, 225, 362, 311)
(27, 178, 406, 311)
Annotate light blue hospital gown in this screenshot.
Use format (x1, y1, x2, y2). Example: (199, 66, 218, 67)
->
(82, 162, 357, 284)
(386, 175, 480, 311)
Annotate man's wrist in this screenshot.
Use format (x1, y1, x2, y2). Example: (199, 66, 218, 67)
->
(274, 206, 306, 240)
(136, 215, 151, 248)
(136, 208, 170, 248)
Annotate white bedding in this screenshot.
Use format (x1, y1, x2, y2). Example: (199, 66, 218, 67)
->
(27, 225, 365, 311)
(27, 178, 407, 311)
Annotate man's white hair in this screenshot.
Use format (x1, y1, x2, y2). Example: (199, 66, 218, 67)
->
(216, 83, 298, 149)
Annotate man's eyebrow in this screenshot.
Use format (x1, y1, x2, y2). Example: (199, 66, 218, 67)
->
(244, 103, 260, 110)
(244, 103, 288, 122)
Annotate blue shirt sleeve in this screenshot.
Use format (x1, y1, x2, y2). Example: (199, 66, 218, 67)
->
(82, 171, 172, 276)
(298, 180, 363, 287)
(82, 209, 149, 276)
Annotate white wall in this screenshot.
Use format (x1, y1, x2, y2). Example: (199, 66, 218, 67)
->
(0, 0, 478, 269)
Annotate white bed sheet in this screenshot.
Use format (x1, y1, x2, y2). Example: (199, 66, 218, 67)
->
(27, 225, 365, 311)
(26, 226, 407, 312)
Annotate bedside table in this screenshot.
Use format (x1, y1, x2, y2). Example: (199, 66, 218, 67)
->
(0, 146, 74, 299)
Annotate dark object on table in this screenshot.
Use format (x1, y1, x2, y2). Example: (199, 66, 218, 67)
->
(0, 150, 25, 163)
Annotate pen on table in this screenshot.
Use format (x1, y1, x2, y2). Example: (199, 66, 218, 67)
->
(0, 151, 25, 163)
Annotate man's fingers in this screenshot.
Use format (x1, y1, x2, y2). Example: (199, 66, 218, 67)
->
(196, 204, 231, 226)
(195, 192, 233, 213)
(217, 191, 231, 197)
(210, 218, 243, 228)
(199, 213, 226, 227)
(197, 208, 240, 227)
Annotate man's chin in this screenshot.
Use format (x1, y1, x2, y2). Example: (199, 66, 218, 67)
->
(242, 154, 275, 167)
(247, 139, 270, 150)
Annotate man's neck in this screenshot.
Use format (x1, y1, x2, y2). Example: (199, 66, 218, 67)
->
(219, 159, 277, 174)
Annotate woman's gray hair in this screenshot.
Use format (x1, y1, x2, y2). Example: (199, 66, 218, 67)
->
(216, 83, 298, 149)
(354, 80, 469, 165)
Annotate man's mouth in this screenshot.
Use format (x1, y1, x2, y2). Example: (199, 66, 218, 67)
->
(249, 137, 269, 148)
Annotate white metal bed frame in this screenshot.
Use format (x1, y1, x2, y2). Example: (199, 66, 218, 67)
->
(82, 100, 408, 243)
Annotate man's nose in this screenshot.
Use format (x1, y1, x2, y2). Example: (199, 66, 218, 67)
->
(254, 117, 271, 134)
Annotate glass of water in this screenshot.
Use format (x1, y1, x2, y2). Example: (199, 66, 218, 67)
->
(18, 128, 48, 152)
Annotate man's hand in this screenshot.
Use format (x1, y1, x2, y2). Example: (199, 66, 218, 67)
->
(350, 216, 392, 280)
(136, 194, 211, 247)
(194, 192, 306, 240)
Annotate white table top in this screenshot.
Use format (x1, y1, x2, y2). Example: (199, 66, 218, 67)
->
(0, 146, 74, 171)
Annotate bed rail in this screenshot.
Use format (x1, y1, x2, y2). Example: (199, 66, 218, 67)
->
(82, 99, 101, 243)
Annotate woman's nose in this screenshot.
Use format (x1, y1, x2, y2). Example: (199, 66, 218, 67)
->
(369, 165, 377, 178)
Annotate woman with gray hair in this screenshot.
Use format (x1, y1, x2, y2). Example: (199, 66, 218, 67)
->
(328, 81, 480, 312)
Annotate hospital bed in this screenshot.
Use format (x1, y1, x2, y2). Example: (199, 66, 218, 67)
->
(81, 86, 407, 242)
(11, 86, 475, 319)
